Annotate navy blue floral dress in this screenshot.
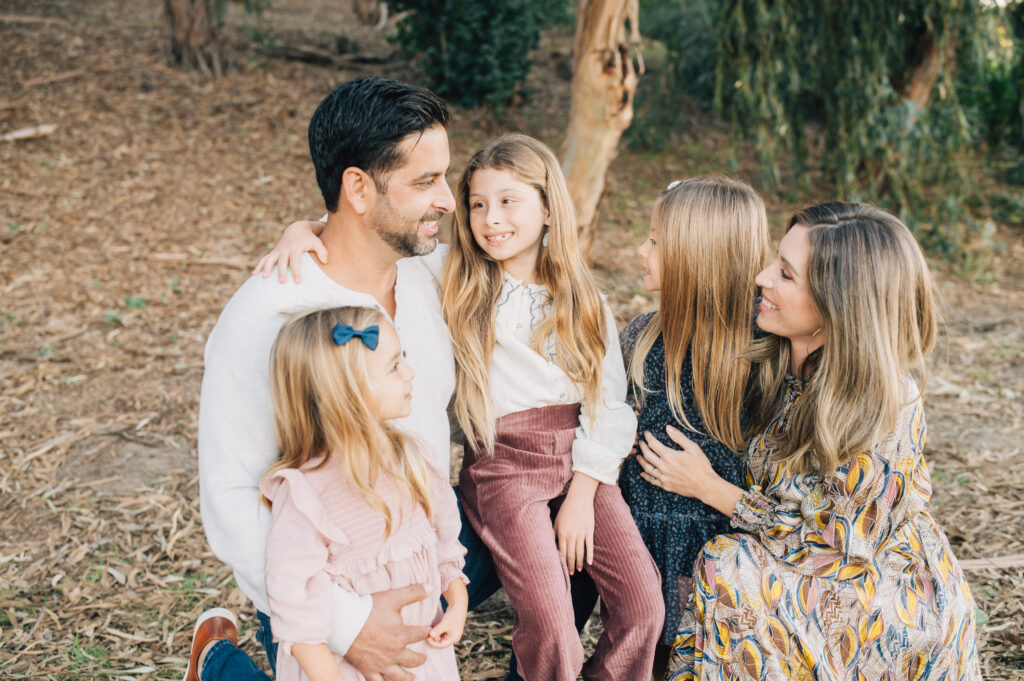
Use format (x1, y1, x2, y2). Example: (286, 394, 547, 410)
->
(617, 313, 746, 645)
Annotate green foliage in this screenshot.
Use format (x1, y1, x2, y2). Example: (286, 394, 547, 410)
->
(957, 1, 1023, 177)
(627, 0, 720, 149)
(633, 0, 1024, 259)
(390, 0, 570, 107)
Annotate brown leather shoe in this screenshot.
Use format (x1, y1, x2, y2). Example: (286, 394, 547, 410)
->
(183, 608, 238, 681)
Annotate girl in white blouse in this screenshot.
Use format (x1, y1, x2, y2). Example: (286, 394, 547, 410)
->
(443, 134, 662, 681)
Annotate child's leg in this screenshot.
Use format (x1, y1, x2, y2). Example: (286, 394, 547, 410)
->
(582, 484, 664, 681)
(460, 404, 590, 681)
(477, 496, 585, 681)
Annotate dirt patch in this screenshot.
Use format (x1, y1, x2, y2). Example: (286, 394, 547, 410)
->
(57, 440, 195, 497)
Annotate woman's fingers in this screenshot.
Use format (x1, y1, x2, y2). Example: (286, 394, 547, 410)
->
(636, 448, 663, 489)
(640, 432, 666, 464)
(635, 447, 654, 474)
(665, 424, 697, 451)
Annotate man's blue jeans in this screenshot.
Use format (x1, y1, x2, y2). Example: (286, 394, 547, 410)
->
(200, 611, 275, 681)
(200, 487, 597, 680)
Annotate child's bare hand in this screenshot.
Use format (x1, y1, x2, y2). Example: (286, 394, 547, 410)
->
(253, 219, 328, 284)
(554, 473, 599, 575)
(554, 494, 595, 575)
(426, 608, 465, 649)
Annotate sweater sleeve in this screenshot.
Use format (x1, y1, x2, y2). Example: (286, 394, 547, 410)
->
(571, 303, 639, 485)
(197, 276, 371, 654)
(731, 386, 927, 579)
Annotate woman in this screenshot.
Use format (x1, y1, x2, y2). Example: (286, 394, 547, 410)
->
(637, 203, 981, 680)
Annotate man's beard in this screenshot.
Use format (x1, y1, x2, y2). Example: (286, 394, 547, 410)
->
(370, 195, 440, 258)
(373, 221, 436, 257)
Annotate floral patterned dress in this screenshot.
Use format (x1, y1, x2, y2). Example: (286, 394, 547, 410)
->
(668, 376, 981, 681)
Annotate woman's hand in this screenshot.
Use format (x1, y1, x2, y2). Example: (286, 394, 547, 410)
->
(553, 473, 598, 575)
(637, 426, 745, 516)
(253, 219, 328, 283)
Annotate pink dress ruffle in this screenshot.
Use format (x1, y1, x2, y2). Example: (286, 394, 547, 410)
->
(261, 451, 467, 681)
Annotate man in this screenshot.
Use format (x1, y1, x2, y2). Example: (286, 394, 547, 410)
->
(188, 77, 596, 681)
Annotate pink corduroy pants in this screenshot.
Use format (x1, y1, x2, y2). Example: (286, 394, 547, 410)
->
(460, 404, 663, 681)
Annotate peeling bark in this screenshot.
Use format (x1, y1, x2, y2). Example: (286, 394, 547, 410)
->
(560, 0, 642, 259)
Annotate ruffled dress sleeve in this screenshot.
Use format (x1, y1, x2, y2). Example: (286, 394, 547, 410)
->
(731, 379, 928, 579)
(422, 454, 468, 593)
(261, 469, 349, 655)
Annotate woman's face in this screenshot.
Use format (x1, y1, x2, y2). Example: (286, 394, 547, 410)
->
(755, 225, 824, 348)
(637, 220, 662, 291)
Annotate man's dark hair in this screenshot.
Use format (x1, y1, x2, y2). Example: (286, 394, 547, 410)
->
(308, 77, 450, 212)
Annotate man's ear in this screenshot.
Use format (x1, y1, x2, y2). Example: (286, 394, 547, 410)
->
(340, 167, 376, 215)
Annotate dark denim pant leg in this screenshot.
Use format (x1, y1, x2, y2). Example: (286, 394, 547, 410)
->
(256, 611, 278, 673)
(199, 611, 277, 681)
(200, 639, 272, 681)
(454, 486, 601, 681)
(456, 486, 504, 610)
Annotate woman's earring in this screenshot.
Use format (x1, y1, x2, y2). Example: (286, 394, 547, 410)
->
(811, 327, 822, 337)
(541, 229, 549, 247)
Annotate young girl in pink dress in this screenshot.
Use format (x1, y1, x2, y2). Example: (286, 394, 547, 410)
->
(260, 305, 468, 681)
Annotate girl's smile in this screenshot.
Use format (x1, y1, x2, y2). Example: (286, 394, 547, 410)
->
(467, 167, 549, 283)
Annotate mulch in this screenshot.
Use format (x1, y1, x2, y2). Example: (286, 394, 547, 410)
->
(2, 1, 1022, 679)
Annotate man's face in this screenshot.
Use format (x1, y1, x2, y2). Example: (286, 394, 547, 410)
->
(368, 126, 455, 257)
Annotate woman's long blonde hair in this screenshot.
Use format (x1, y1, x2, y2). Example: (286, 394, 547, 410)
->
(264, 306, 433, 536)
(750, 202, 938, 475)
(443, 134, 608, 453)
(628, 176, 770, 452)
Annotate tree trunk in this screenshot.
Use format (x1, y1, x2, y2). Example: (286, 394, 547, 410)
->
(904, 39, 940, 114)
(560, 0, 642, 259)
(353, 0, 388, 30)
(900, 32, 957, 120)
(163, 0, 223, 76)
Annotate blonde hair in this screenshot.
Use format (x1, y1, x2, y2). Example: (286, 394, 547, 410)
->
(443, 134, 608, 452)
(628, 176, 770, 452)
(750, 202, 938, 475)
(264, 306, 433, 536)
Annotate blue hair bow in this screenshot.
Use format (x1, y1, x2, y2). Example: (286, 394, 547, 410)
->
(332, 323, 379, 350)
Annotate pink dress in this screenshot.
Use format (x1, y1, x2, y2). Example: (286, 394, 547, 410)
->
(261, 451, 467, 681)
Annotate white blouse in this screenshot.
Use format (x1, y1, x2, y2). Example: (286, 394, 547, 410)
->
(489, 273, 637, 485)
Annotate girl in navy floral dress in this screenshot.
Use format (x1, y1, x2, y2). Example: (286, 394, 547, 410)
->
(617, 177, 770, 670)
